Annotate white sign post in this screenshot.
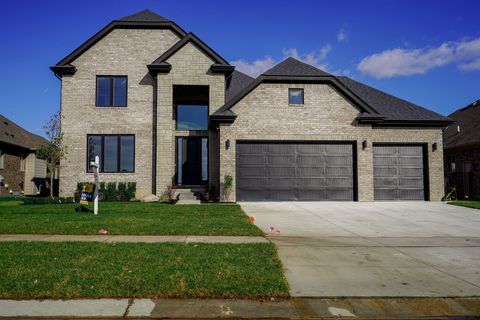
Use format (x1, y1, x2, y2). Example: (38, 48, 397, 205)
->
(90, 156, 100, 215)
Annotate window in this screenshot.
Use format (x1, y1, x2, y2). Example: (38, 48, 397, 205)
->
(289, 88, 304, 104)
(96, 76, 127, 107)
(176, 104, 209, 131)
(87, 135, 134, 173)
(20, 157, 26, 172)
(0, 149, 4, 169)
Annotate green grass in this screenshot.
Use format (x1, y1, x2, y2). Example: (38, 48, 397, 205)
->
(448, 201, 480, 210)
(0, 241, 288, 299)
(0, 201, 263, 236)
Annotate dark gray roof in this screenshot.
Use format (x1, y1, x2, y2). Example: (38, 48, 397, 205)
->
(226, 71, 254, 102)
(337, 76, 451, 122)
(263, 57, 331, 77)
(0, 115, 48, 150)
(118, 9, 170, 22)
(443, 100, 480, 150)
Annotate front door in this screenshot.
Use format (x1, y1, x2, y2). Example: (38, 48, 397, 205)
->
(176, 137, 208, 186)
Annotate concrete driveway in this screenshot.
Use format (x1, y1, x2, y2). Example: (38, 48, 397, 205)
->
(240, 201, 480, 297)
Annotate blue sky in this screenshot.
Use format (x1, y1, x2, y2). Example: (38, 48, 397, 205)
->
(1, 0, 479, 137)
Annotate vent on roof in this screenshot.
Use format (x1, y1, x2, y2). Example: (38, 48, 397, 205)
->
(4, 121, 8, 125)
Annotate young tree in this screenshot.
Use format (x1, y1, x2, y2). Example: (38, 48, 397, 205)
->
(36, 111, 66, 197)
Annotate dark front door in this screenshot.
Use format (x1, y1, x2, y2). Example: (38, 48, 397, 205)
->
(177, 137, 208, 186)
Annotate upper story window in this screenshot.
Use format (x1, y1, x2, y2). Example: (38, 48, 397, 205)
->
(289, 88, 304, 105)
(96, 76, 127, 107)
(20, 156, 26, 172)
(87, 135, 134, 173)
(176, 105, 209, 130)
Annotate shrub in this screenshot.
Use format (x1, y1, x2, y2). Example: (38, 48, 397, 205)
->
(104, 182, 117, 201)
(126, 182, 136, 201)
(117, 182, 129, 201)
(99, 182, 106, 201)
(161, 183, 176, 203)
(22, 197, 74, 205)
(221, 175, 233, 202)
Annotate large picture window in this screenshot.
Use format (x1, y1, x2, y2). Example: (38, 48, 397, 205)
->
(87, 135, 134, 173)
(176, 104, 208, 131)
(96, 76, 127, 107)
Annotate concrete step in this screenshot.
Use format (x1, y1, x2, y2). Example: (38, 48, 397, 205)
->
(175, 188, 204, 204)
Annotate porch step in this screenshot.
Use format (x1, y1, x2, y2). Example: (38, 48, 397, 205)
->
(175, 188, 205, 204)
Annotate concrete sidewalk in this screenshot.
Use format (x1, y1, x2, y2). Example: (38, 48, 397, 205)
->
(0, 297, 479, 318)
(0, 234, 269, 243)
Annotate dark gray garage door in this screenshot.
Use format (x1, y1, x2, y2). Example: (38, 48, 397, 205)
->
(236, 142, 354, 201)
(373, 145, 425, 200)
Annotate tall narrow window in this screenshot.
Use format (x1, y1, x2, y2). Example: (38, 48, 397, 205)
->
(96, 76, 127, 107)
(0, 149, 4, 169)
(87, 135, 134, 173)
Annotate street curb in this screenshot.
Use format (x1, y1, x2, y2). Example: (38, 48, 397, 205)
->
(0, 297, 479, 319)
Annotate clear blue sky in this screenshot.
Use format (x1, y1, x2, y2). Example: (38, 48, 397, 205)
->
(1, 0, 479, 137)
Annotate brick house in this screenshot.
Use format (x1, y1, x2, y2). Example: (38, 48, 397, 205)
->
(0, 115, 50, 196)
(443, 100, 480, 200)
(51, 10, 452, 202)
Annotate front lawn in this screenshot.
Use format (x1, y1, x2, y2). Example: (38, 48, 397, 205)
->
(0, 201, 263, 236)
(448, 201, 480, 210)
(0, 241, 288, 299)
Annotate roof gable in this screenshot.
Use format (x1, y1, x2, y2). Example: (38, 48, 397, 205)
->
(443, 100, 480, 149)
(51, 10, 186, 76)
(263, 57, 331, 77)
(150, 32, 229, 66)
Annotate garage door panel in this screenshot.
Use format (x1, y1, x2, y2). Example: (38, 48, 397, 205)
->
(326, 177, 353, 188)
(239, 189, 267, 201)
(374, 167, 398, 177)
(297, 155, 325, 165)
(326, 189, 354, 201)
(237, 177, 266, 188)
(268, 190, 295, 201)
(326, 155, 352, 166)
(296, 177, 325, 188)
(297, 167, 325, 177)
(237, 142, 354, 201)
(238, 154, 265, 165)
(267, 155, 295, 165)
(267, 167, 295, 177)
(238, 166, 266, 177)
(297, 144, 325, 154)
(373, 145, 425, 201)
(326, 167, 353, 176)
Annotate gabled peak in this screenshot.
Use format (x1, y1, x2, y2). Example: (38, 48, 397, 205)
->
(262, 57, 331, 77)
(118, 9, 170, 22)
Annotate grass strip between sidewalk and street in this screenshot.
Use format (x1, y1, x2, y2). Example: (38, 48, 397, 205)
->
(0, 201, 263, 236)
(0, 241, 289, 299)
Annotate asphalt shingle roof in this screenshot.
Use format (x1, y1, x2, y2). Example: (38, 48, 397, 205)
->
(226, 71, 254, 102)
(262, 57, 331, 77)
(0, 115, 48, 150)
(443, 100, 480, 149)
(118, 9, 170, 22)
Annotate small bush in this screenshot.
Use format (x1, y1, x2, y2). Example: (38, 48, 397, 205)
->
(104, 182, 117, 201)
(221, 175, 233, 202)
(99, 182, 106, 201)
(161, 183, 176, 203)
(117, 182, 129, 201)
(22, 197, 74, 205)
(126, 182, 136, 201)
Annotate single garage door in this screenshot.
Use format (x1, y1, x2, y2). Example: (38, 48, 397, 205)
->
(373, 145, 426, 200)
(236, 142, 354, 201)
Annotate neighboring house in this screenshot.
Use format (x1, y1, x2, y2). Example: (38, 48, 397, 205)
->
(443, 99, 480, 200)
(0, 115, 50, 196)
(51, 9, 452, 202)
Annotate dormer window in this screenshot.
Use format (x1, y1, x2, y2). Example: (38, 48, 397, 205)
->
(96, 76, 127, 107)
(289, 88, 304, 105)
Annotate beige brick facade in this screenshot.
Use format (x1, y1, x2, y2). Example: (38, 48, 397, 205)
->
(60, 28, 180, 198)
(219, 83, 444, 201)
(156, 42, 225, 194)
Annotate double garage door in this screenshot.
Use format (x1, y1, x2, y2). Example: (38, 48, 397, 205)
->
(236, 142, 426, 201)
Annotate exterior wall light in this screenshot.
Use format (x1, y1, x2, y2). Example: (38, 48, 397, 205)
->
(362, 140, 368, 150)
(225, 139, 230, 150)
(432, 142, 437, 152)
